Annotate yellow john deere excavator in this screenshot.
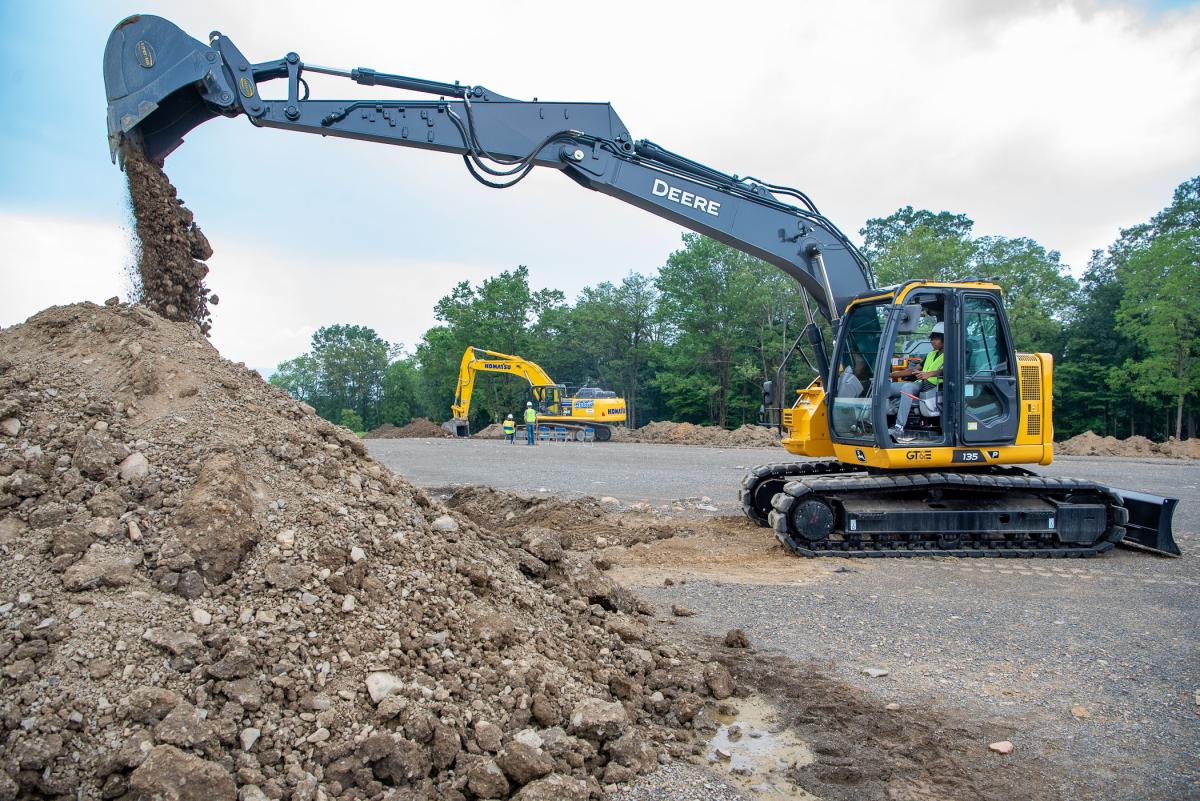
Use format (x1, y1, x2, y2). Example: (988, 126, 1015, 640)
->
(444, 347, 626, 441)
(102, 15, 1179, 558)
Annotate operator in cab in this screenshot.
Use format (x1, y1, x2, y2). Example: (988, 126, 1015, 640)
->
(888, 322, 944, 441)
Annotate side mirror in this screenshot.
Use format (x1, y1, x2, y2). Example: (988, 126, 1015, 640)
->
(762, 380, 775, 407)
(897, 304, 923, 334)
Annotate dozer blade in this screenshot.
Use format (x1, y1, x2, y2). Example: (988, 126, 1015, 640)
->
(1113, 488, 1181, 556)
(103, 14, 236, 163)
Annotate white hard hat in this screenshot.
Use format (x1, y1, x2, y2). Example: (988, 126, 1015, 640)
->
(931, 322, 944, 336)
(526, 401, 532, 406)
(507, 413, 513, 418)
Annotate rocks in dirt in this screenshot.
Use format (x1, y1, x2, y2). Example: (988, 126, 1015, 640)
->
(724, 628, 751, 648)
(467, 758, 511, 798)
(365, 672, 406, 704)
(672, 604, 697, 617)
(431, 514, 460, 533)
(1070, 705, 1090, 719)
(570, 698, 628, 742)
(497, 741, 555, 786)
(363, 417, 452, 438)
(62, 543, 139, 591)
(886, 702, 901, 711)
(988, 740, 1014, 755)
(0, 418, 19, 437)
(863, 667, 890, 678)
(129, 745, 235, 801)
(119, 450, 149, 481)
(173, 453, 258, 582)
(511, 774, 590, 800)
(0, 302, 724, 800)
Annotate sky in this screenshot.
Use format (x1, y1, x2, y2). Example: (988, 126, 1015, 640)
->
(1, 0, 1198, 371)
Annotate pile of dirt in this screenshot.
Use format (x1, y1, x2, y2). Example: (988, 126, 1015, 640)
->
(474, 424, 507, 439)
(1057, 430, 1200, 459)
(623, 422, 779, 449)
(364, 418, 452, 440)
(443, 487, 675, 552)
(122, 142, 216, 335)
(0, 303, 734, 799)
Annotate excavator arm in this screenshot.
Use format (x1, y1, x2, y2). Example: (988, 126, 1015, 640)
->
(450, 347, 557, 422)
(104, 14, 873, 350)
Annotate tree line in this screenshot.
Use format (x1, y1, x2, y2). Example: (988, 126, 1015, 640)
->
(270, 175, 1198, 440)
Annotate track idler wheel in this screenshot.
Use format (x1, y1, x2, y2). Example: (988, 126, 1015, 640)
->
(769, 483, 834, 556)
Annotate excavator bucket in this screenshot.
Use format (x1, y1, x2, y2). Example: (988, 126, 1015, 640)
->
(1114, 488, 1182, 556)
(442, 419, 470, 437)
(103, 14, 233, 163)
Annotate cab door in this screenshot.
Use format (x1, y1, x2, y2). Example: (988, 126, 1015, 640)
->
(959, 293, 1019, 444)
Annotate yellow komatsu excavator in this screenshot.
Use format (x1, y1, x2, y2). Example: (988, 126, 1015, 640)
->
(444, 347, 626, 441)
(102, 14, 1179, 558)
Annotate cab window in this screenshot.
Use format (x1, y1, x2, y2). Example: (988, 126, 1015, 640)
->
(829, 303, 886, 441)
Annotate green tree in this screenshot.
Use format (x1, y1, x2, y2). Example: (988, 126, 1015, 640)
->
(972, 236, 1076, 354)
(860, 207, 977, 286)
(1055, 251, 1136, 438)
(380, 357, 422, 426)
(570, 273, 659, 425)
(1114, 227, 1200, 439)
(655, 234, 773, 427)
(269, 325, 396, 431)
(338, 408, 365, 433)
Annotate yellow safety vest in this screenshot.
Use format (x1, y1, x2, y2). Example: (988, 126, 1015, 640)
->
(924, 349, 944, 385)
(524, 407, 537, 424)
(502, 420, 515, 434)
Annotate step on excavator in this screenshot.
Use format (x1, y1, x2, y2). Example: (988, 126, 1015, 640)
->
(444, 347, 626, 441)
(103, 14, 1180, 558)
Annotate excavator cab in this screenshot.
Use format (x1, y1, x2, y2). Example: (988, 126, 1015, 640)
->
(827, 283, 1024, 458)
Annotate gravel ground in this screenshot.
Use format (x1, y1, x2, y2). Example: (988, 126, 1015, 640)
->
(368, 438, 1199, 800)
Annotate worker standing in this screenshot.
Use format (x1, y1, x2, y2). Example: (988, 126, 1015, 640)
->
(524, 401, 538, 445)
(502, 413, 516, 444)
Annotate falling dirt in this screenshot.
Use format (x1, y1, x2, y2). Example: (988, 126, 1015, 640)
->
(1056, 430, 1200, 459)
(121, 141, 216, 335)
(364, 418, 453, 439)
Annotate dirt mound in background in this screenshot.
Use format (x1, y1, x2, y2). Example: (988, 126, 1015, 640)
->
(364, 418, 452, 439)
(1057, 430, 1199, 459)
(0, 303, 728, 799)
(474, 423, 507, 439)
(122, 142, 216, 335)
(624, 421, 779, 449)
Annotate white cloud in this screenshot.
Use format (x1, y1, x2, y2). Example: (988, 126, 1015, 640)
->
(120, 0, 1199, 276)
(0, 210, 495, 370)
(0, 212, 131, 321)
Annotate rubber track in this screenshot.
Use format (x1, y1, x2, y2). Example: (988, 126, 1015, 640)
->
(740, 461, 862, 526)
(768, 470, 1128, 558)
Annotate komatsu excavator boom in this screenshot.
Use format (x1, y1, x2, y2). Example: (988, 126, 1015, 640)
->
(446, 347, 626, 440)
(103, 14, 1179, 557)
